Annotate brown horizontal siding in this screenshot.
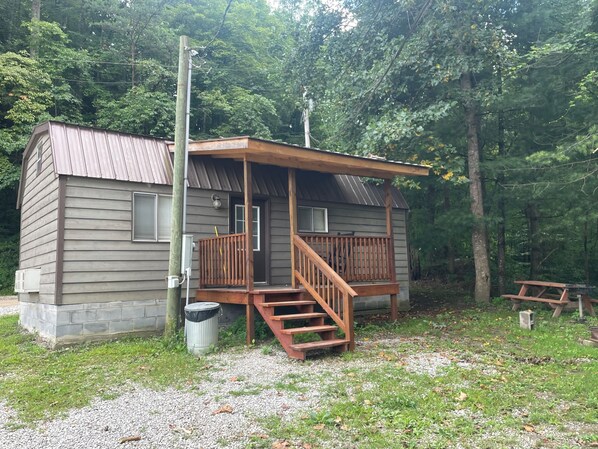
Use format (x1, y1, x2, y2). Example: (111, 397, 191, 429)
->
(19, 133, 59, 304)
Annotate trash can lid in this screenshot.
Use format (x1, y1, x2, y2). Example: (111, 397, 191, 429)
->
(184, 302, 221, 323)
(185, 302, 220, 312)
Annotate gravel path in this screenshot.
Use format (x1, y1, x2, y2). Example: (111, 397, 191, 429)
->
(0, 348, 357, 449)
(0, 296, 18, 317)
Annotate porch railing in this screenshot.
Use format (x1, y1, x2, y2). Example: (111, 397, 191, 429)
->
(301, 235, 392, 282)
(293, 235, 357, 349)
(198, 233, 246, 287)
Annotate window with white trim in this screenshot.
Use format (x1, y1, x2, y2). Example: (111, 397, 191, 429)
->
(298, 206, 328, 233)
(133, 193, 172, 241)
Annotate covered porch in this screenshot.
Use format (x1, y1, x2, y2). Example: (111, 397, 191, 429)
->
(183, 137, 429, 359)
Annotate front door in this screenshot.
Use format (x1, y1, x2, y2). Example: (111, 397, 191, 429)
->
(230, 198, 267, 284)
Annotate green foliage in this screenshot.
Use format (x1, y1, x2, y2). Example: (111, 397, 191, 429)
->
(0, 315, 207, 423)
(96, 86, 175, 137)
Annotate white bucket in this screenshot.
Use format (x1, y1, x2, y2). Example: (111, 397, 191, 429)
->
(185, 302, 220, 355)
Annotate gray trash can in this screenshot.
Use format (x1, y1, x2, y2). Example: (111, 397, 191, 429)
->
(185, 302, 220, 355)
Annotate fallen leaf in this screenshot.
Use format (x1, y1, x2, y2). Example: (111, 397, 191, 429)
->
(523, 424, 536, 433)
(313, 423, 325, 430)
(254, 433, 269, 439)
(272, 440, 290, 449)
(119, 436, 141, 444)
(302, 444, 313, 449)
(212, 405, 234, 415)
(433, 387, 443, 394)
(456, 392, 468, 402)
(340, 425, 350, 431)
(230, 376, 239, 382)
(334, 416, 343, 424)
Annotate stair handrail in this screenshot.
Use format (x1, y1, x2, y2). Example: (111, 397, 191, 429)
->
(293, 234, 357, 349)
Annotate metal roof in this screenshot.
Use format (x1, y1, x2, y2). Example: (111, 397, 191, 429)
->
(48, 121, 173, 184)
(18, 121, 409, 209)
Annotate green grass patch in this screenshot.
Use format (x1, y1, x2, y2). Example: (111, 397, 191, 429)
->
(256, 301, 598, 449)
(0, 316, 207, 423)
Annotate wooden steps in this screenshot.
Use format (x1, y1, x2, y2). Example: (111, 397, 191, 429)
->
(270, 312, 327, 321)
(260, 300, 316, 308)
(252, 289, 350, 361)
(290, 339, 348, 351)
(281, 325, 337, 335)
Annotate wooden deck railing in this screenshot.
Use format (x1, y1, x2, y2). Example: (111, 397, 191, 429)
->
(198, 233, 246, 287)
(293, 235, 357, 349)
(301, 235, 392, 282)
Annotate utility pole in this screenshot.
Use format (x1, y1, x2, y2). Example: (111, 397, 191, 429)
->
(302, 86, 312, 148)
(165, 35, 190, 337)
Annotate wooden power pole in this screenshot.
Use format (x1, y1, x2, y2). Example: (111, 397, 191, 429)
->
(165, 35, 191, 336)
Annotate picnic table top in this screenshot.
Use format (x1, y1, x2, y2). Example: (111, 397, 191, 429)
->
(514, 280, 595, 290)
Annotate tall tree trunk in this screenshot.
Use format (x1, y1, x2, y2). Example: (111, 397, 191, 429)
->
(460, 72, 491, 302)
(525, 202, 541, 279)
(30, 0, 41, 59)
(496, 74, 507, 294)
(444, 186, 455, 275)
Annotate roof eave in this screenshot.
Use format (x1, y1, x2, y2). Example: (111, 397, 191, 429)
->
(174, 137, 430, 179)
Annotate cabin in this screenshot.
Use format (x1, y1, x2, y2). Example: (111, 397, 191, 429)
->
(16, 121, 428, 358)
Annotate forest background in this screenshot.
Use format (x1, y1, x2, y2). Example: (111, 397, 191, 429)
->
(1, 0, 597, 301)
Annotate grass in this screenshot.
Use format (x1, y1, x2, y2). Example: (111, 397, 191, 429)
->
(1, 286, 597, 448)
(0, 317, 207, 424)
(251, 294, 598, 449)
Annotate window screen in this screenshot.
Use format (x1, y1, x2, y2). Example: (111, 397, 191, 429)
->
(133, 193, 156, 240)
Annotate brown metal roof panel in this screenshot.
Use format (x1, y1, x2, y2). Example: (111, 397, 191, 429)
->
(69, 125, 89, 177)
(120, 135, 142, 182)
(79, 127, 102, 178)
(49, 122, 73, 175)
(106, 132, 129, 181)
(131, 136, 153, 183)
(93, 130, 116, 179)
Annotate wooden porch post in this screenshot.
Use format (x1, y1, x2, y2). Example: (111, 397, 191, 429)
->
(288, 168, 297, 288)
(244, 158, 254, 345)
(384, 179, 398, 320)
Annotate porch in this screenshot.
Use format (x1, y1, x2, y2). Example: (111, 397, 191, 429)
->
(184, 137, 428, 359)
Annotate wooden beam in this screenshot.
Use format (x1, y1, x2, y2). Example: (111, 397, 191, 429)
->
(288, 168, 297, 288)
(183, 137, 430, 178)
(244, 158, 254, 292)
(385, 179, 398, 320)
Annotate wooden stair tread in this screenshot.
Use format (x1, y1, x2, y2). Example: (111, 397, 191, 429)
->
(260, 300, 316, 308)
(281, 325, 338, 335)
(270, 312, 327, 321)
(251, 288, 303, 294)
(290, 339, 348, 351)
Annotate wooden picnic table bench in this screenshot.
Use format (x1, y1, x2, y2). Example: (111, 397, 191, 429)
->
(502, 280, 596, 318)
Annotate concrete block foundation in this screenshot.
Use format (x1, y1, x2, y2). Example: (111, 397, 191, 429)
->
(19, 299, 167, 348)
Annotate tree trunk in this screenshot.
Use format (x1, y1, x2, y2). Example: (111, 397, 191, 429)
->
(525, 202, 541, 279)
(30, 0, 41, 59)
(460, 72, 491, 302)
(444, 186, 455, 275)
(497, 83, 507, 295)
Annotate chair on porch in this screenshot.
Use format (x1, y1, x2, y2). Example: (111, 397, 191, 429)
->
(327, 231, 354, 278)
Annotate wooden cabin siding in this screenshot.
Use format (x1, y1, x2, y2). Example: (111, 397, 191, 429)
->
(19, 133, 60, 304)
(60, 177, 227, 305)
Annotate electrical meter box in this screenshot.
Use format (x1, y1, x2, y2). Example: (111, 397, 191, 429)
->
(181, 234, 195, 273)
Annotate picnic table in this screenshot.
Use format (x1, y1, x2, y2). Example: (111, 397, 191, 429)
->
(502, 280, 597, 318)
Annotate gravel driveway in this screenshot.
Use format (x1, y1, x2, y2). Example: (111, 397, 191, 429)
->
(0, 296, 18, 317)
(0, 347, 368, 449)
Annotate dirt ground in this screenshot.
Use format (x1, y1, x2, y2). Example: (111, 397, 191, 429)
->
(0, 296, 18, 308)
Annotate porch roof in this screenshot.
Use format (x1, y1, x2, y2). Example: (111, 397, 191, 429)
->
(172, 136, 429, 179)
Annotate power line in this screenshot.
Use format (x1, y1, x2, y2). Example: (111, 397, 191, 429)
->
(197, 0, 234, 55)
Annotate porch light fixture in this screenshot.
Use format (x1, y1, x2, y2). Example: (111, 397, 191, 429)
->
(211, 194, 222, 210)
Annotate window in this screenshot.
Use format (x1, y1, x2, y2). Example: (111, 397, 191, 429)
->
(298, 206, 328, 233)
(234, 204, 260, 251)
(36, 143, 43, 176)
(133, 193, 172, 241)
